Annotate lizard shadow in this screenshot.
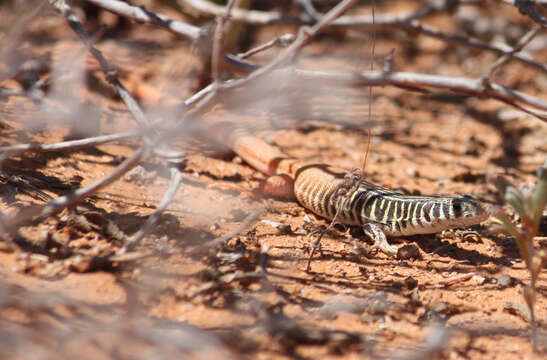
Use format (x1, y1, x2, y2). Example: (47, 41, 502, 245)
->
(403, 234, 513, 267)
(344, 225, 513, 268)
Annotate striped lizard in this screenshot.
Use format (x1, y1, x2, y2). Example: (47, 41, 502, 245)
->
(219, 123, 490, 257)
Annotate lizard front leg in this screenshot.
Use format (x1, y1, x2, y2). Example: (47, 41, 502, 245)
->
(362, 222, 398, 256)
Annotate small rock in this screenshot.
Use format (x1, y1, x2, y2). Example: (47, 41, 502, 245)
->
(472, 274, 486, 285)
(397, 244, 421, 260)
(497, 274, 512, 288)
(391, 281, 404, 291)
(69, 255, 92, 273)
(404, 276, 418, 290)
(406, 167, 418, 177)
(233, 156, 242, 164)
(123, 165, 149, 185)
(260, 219, 292, 234)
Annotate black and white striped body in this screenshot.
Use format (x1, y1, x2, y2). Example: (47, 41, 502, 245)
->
(294, 165, 489, 237)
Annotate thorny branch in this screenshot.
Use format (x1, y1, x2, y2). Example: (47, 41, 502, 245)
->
(210, 52, 547, 123)
(401, 21, 547, 76)
(237, 34, 295, 60)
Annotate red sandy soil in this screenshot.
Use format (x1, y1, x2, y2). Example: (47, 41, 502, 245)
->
(0, 1, 546, 359)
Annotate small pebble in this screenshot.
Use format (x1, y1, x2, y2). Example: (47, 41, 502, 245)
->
(123, 165, 148, 184)
(397, 244, 421, 260)
(233, 156, 242, 164)
(404, 276, 418, 290)
(497, 274, 512, 288)
(472, 274, 486, 285)
(406, 168, 418, 177)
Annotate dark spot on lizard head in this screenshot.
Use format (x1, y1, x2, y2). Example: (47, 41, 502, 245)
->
(452, 198, 463, 218)
(452, 195, 489, 221)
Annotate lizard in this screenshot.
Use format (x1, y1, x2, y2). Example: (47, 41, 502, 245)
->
(214, 122, 490, 258)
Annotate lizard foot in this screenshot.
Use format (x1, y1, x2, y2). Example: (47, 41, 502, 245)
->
(362, 223, 398, 256)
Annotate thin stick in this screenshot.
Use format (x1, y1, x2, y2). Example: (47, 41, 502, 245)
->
(361, 128, 372, 176)
(49, 0, 149, 128)
(183, 210, 263, 255)
(211, 0, 238, 82)
(167, 0, 359, 140)
(1, 146, 146, 230)
(363, 0, 375, 176)
(482, 27, 539, 82)
(83, 0, 200, 40)
(237, 34, 295, 59)
(502, 0, 547, 27)
(0, 130, 141, 157)
(181, 0, 547, 75)
(118, 165, 184, 254)
(181, 0, 440, 26)
(293, 69, 547, 119)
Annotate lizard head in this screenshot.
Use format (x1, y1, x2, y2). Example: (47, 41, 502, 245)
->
(449, 195, 490, 227)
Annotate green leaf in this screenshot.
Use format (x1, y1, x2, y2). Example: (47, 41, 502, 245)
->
(505, 186, 526, 217)
(492, 211, 530, 264)
(531, 163, 547, 231)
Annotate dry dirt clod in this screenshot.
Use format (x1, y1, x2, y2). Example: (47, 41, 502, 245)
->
(397, 244, 421, 260)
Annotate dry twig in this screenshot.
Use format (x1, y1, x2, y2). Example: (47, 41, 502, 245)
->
(210, 0, 238, 82)
(182, 210, 263, 255)
(181, 0, 547, 75)
(49, 0, 148, 127)
(83, 0, 200, 40)
(118, 165, 184, 254)
(0, 130, 141, 158)
(1, 146, 146, 230)
(503, 0, 547, 27)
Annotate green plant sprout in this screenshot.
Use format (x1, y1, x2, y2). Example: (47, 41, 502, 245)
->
(489, 159, 547, 352)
